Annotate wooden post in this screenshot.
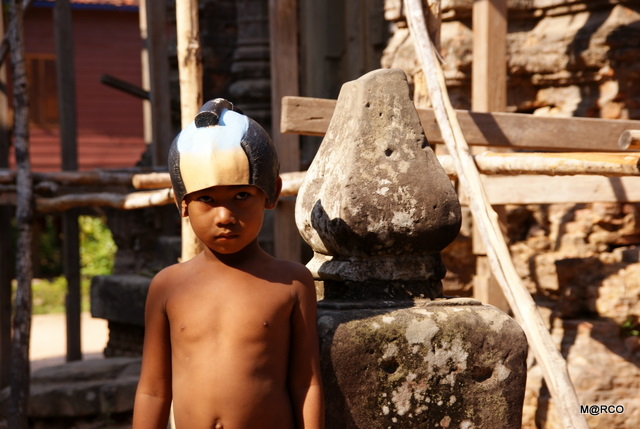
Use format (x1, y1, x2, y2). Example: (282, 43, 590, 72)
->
(471, 0, 509, 312)
(173, 2, 204, 422)
(139, 0, 172, 166)
(0, 1, 12, 389)
(269, 0, 301, 262)
(175, 0, 203, 262)
(404, 1, 589, 427)
(8, 0, 33, 427)
(54, 0, 82, 362)
(472, 0, 507, 113)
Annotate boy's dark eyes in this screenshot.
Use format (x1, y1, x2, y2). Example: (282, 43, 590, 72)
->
(234, 191, 251, 200)
(194, 190, 253, 203)
(196, 195, 214, 203)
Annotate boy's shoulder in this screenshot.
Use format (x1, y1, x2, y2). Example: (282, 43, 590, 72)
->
(274, 257, 313, 278)
(148, 258, 196, 288)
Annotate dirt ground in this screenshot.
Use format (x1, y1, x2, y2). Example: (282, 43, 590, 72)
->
(30, 312, 109, 372)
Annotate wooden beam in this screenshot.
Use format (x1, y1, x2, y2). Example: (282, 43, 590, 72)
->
(281, 96, 640, 152)
(0, 1, 11, 389)
(0, 169, 136, 186)
(472, 0, 507, 112)
(478, 175, 640, 205)
(269, 0, 301, 262)
(8, 0, 33, 426)
(100, 74, 149, 100)
(471, 0, 508, 312)
(142, 0, 172, 166)
(54, 0, 81, 362)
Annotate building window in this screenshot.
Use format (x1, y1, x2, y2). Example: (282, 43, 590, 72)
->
(26, 54, 58, 127)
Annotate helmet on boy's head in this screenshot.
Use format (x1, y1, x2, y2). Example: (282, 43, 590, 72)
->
(168, 98, 280, 211)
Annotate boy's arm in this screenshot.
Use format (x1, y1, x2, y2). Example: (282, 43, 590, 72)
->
(288, 266, 325, 429)
(133, 273, 173, 429)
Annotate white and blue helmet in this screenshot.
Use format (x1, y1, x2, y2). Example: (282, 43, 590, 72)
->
(168, 98, 280, 210)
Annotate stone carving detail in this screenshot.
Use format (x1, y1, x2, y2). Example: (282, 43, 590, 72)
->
(296, 68, 461, 296)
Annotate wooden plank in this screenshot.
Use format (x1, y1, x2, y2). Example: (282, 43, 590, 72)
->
(282, 96, 640, 152)
(479, 175, 640, 205)
(54, 0, 82, 363)
(269, 0, 301, 262)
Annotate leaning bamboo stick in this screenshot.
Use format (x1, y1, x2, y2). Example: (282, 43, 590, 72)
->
(403, 1, 589, 428)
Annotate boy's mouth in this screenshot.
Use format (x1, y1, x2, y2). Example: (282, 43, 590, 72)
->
(216, 232, 238, 239)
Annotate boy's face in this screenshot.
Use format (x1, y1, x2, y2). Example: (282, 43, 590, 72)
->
(182, 185, 274, 254)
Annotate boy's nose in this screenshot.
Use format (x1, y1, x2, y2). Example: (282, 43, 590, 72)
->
(213, 205, 236, 225)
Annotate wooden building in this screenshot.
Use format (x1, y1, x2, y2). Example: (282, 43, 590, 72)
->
(9, 0, 146, 171)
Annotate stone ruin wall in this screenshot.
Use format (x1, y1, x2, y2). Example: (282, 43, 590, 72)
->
(383, 0, 640, 427)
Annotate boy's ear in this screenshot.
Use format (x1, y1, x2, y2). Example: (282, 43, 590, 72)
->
(265, 176, 282, 209)
(180, 199, 189, 217)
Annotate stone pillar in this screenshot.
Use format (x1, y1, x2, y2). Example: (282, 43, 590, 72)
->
(296, 68, 528, 428)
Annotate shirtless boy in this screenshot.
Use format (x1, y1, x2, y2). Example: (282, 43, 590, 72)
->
(132, 99, 324, 429)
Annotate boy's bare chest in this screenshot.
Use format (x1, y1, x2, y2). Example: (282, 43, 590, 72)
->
(165, 277, 295, 346)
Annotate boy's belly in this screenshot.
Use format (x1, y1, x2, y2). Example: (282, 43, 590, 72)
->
(171, 352, 294, 429)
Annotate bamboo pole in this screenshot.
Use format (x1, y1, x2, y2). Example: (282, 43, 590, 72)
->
(36, 188, 174, 213)
(618, 130, 640, 150)
(176, 0, 203, 262)
(470, 151, 640, 176)
(132, 170, 307, 193)
(403, 0, 589, 428)
(7, 0, 32, 427)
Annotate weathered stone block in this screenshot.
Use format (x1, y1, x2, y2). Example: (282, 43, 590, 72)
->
(0, 357, 140, 419)
(318, 298, 528, 428)
(90, 274, 151, 327)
